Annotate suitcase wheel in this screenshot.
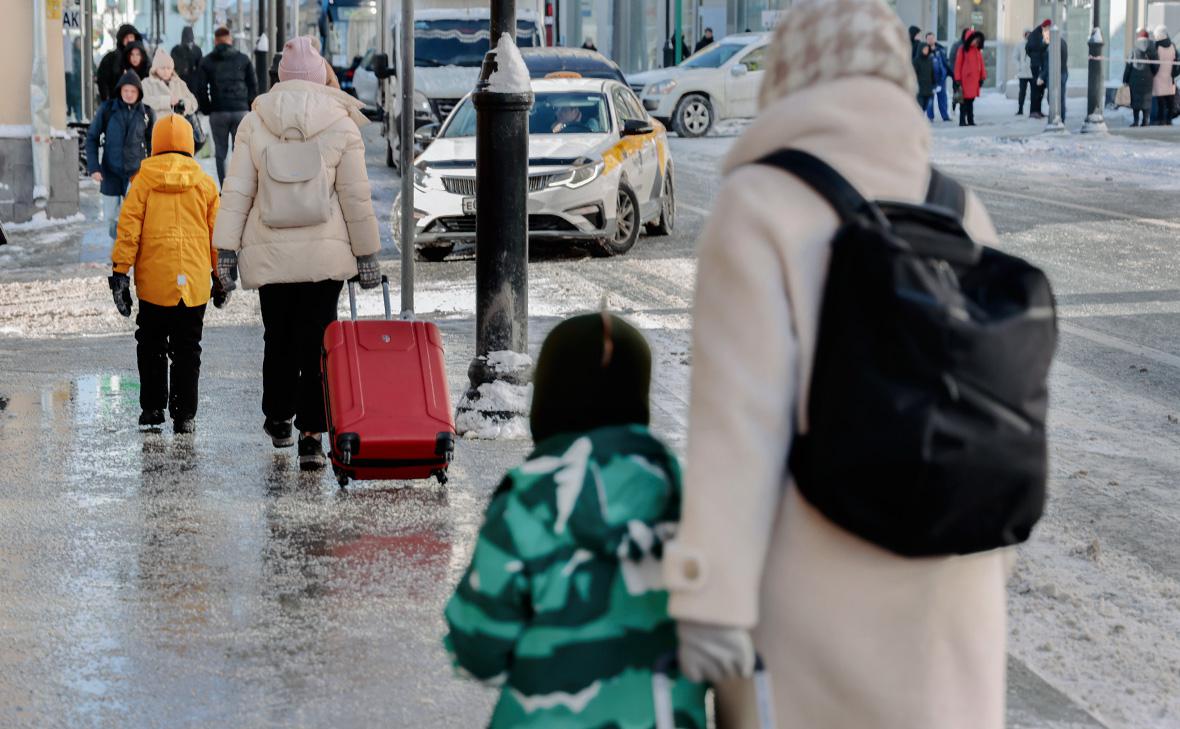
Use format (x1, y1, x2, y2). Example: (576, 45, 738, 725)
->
(433, 469, 448, 486)
(333, 465, 350, 488)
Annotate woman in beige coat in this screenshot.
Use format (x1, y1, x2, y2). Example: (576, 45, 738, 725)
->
(141, 48, 199, 119)
(663, 1, 1013, 726)
(213, 36, 381, 471)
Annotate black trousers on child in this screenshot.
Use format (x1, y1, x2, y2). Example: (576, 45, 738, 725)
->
(136, 301, 206, 420)
(258, 280, 344, 434)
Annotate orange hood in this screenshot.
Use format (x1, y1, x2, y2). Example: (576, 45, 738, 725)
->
(135, 152, 205, 193)
(152, 114, 195, 157)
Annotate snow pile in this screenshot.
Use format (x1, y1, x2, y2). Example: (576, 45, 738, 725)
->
(486, 34, 530, 94)
(455, 380, 533, 440)
(4, 211, 87, 232)
(486, 349, 533, 375)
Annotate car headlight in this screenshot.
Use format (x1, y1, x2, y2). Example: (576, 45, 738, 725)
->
(647, 79, 677, 96)
(550, 158, 604, 190)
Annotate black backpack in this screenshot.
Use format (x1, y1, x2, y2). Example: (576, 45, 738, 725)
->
(759, 149, 1057, 557)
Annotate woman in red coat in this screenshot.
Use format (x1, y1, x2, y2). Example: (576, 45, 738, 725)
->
(954, 31, 987, 126)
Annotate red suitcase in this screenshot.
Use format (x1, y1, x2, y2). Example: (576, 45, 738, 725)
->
(322, 277, 456, 487)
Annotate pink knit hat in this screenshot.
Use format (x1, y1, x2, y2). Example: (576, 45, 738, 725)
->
(278, 36, 327, 84)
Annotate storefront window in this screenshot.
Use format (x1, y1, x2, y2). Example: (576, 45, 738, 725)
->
(728, 0, 789, 34)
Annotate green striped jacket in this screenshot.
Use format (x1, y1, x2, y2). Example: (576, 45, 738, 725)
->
(444, 425, 707, 729)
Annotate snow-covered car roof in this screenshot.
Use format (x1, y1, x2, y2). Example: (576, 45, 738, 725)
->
(520, 47, 627, 83)
(528, 77, 617, 94)
(716, 32, 771, 45)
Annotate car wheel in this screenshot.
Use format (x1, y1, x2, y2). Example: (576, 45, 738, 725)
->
(417, 245, 454, 263)
(596, 183, 641, 257)
(645, 164, 675, 236)
(673, 94, 714, 138)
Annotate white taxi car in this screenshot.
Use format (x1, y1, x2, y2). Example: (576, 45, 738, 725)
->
(396, 77, 675, 261)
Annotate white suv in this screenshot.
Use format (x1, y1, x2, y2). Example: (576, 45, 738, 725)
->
(628, 33, 770, 137)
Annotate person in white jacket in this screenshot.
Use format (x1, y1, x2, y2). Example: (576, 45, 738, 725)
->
(1015, 29, 1035, 115)
(663, 0, 1013, 727)
(212, 36, 382, 471)
(141, 48, 199, 120)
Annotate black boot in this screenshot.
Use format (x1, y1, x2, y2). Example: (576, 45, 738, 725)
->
(139, 409, 165, 428)
(299, 434, 326, 471)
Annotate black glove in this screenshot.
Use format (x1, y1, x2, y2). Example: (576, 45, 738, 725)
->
(108, 272, 133, 317)
(216, 249, 239, 292)
(211, 274, 230, 309)
(356, 254, 382, 290)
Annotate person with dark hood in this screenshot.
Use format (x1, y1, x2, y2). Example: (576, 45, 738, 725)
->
(954, 30, 986, 125)
(1125, 28, 1156, 127)
(171, 26, 204, 93)
(696, 27, 715, 54)
(948, 27, 973, 111)
(86, 71, 155, 239)
(913, 42, 935, 111)
(196, 26, 257, 185)
(121, 40, 152, 81)
(1151, 25, 1177, 125)
(1027, 19, 1051, 119)
(909, 25, 923, 59)
(443, 312, 707, 729)
(97, 24, 142, 101)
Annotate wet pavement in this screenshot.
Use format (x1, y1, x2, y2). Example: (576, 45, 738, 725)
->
(0, 324, 524, 728)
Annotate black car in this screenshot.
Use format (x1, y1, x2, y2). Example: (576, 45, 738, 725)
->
(519, 47, 627, 83)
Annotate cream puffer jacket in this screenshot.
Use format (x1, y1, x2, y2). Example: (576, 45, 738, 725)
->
(212, 80, 380, 289)
(141, 72, 199, 119)
(665, 75, 1014, 729)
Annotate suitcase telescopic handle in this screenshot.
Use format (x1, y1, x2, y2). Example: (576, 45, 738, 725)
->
(652, 653, 774, 729)
(347, 276, 393, 322)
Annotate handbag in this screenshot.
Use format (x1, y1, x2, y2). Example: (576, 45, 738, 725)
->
(1115, 84, 1131, 108)
(258, 127, 331, 229)
(186, 113, 206, 152)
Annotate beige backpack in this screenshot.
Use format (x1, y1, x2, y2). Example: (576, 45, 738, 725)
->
(258, 127, 331, 229)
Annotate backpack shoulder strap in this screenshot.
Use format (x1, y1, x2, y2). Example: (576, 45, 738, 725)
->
(925, 167, 967, 217)
(753, 149, 869, 223)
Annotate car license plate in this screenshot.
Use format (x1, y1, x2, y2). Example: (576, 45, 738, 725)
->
(462, 197, 477, 214)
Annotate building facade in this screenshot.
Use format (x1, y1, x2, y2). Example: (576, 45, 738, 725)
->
(0, 0, 78, 223)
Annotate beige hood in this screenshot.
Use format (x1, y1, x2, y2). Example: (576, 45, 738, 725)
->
(251, 80, 369, 140)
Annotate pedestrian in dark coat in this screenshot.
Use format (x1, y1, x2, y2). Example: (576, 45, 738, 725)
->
(913, 44, 935, 110)
(171, 26, 204, 93)
(96, 24, 142, 101)
(1027, 19, 1050, 118)
(696, 28, 715, 54)
(909, 25, 923, 60)
(196, 27, 258, 184)
(948, 27, 973, 111)
(1125, 29, 1156, 126)
(121, 41, 152, 81)
(85, 71, 155, 239)
(954, 30, 986, 126)
(1037, 30, 1068, 121)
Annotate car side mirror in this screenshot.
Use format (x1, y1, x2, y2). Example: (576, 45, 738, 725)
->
(730, 63, 749, 77)
(414, 122, 441, 146)
(371, 53, 392, 79)
(622, 118, 654, 136)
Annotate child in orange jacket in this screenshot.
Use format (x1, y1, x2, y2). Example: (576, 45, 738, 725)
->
(108, 114, 225, 434)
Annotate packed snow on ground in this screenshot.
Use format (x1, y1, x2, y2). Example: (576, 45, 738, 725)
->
(455, 380, 533, 440)
(486, 350, 533, 374)
(4, 211, 87, 232)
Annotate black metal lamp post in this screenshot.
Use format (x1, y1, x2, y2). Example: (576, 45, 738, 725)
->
(455, 0, 535, 433)
(1081, 0, 1108, 133)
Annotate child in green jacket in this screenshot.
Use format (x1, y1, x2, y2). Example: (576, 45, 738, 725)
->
(444, 313, 706, 729)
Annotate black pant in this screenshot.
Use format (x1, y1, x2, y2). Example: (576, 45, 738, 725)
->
(1018, 77, 1032, 112)
(917, 93, 932, 111)
(259, 280, 344, 434)
(136, 301, 206, 420)
(1030, 76, 1045, 114)
(210, 110, 247, 186)
(959, 98, 976, 125)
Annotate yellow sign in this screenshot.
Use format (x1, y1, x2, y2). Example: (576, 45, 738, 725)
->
(48, 0, 63, 21)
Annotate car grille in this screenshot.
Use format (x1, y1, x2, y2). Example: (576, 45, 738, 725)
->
(441, 174, 552, 196)
(431, 98, 461, 120)
(433, 215, 577, 234)
(630, 83, 646, 95)
(442, 177, 477, 196)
